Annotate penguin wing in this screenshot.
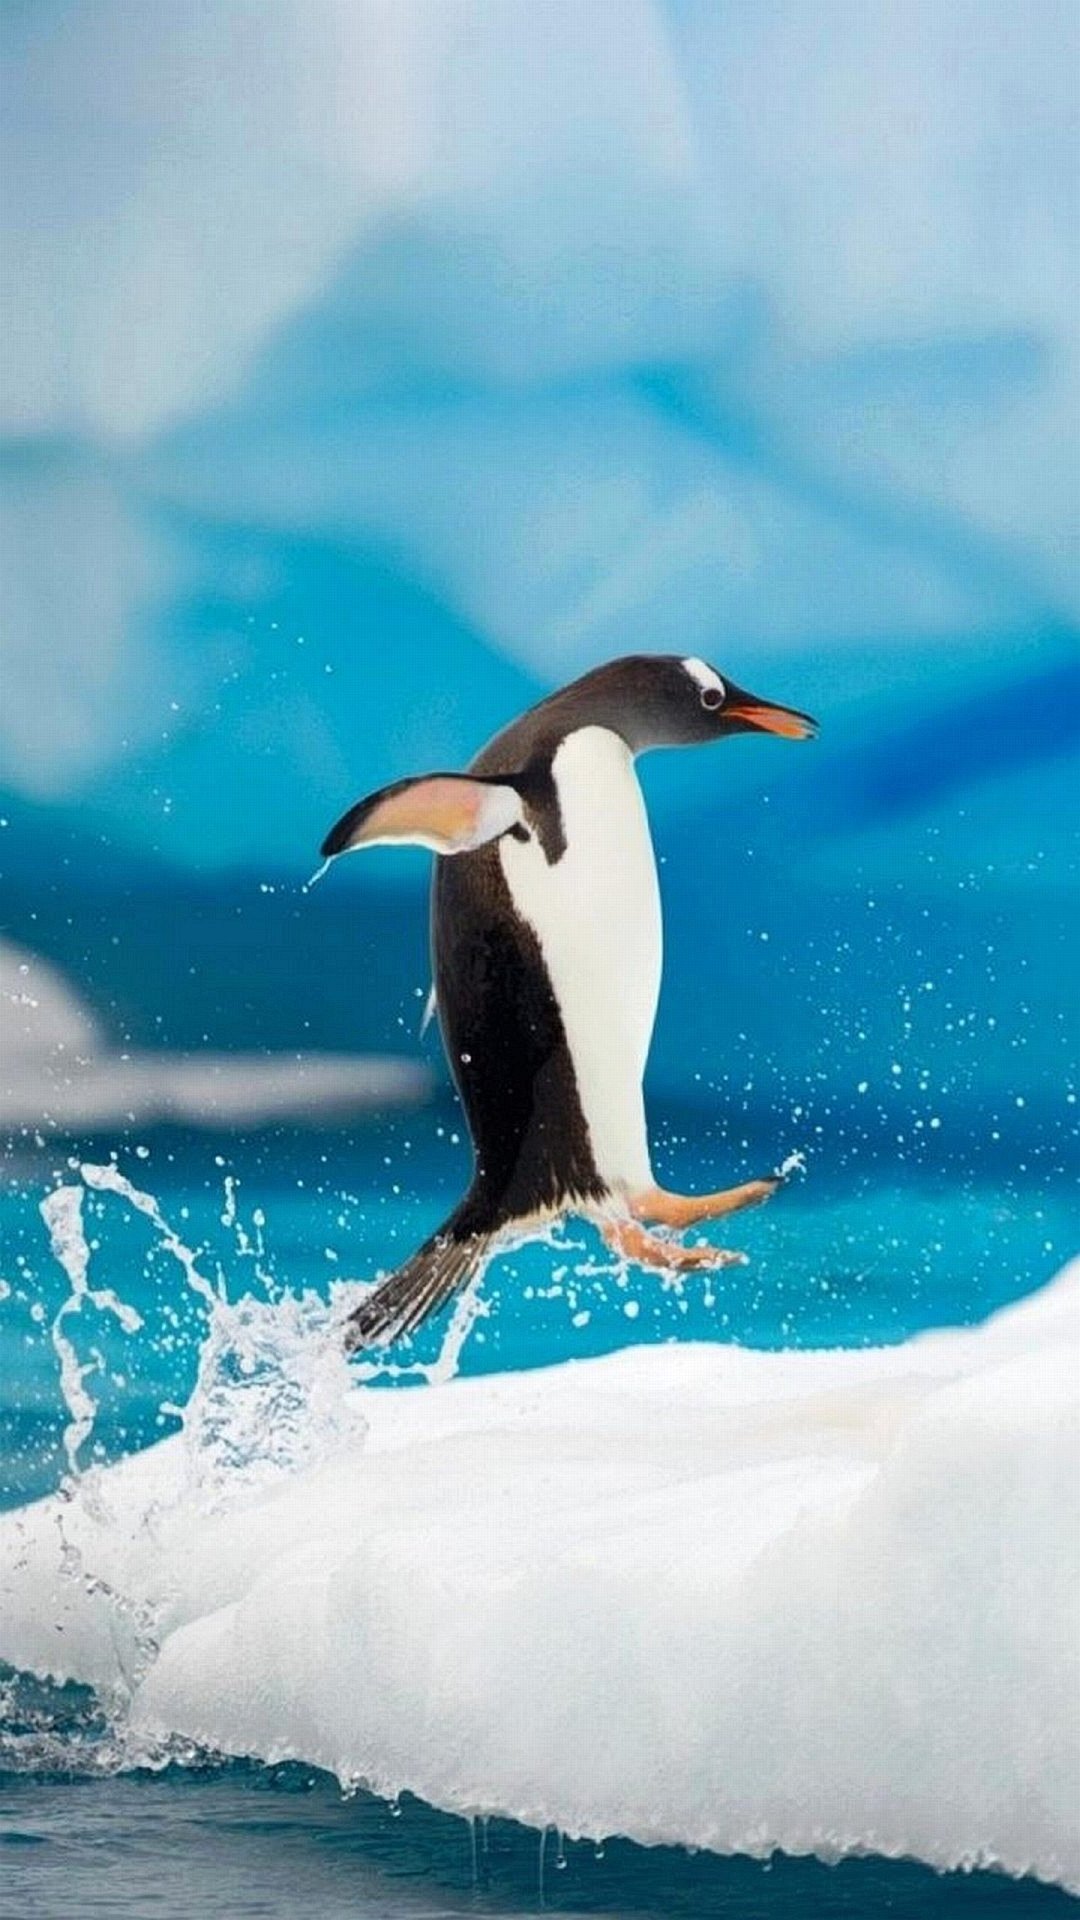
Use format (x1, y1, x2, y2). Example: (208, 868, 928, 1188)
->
(321, 773, 524, 859)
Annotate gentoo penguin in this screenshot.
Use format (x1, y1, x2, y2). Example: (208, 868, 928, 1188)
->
(321, 655, 816, 1350)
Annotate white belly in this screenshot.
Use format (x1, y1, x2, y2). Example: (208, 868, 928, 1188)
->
(499, 726, 661, 1193)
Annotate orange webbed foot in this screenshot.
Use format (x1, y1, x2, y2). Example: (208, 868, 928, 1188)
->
(601, 1217, 748, 1275)
(629, 1177, 781, 1230)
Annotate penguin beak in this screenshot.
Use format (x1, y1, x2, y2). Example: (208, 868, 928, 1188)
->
(723, 692, 818, 740)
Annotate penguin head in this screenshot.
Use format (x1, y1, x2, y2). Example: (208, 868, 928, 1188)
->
(668, 655, 818, 746)
(554, 655, 817, 752)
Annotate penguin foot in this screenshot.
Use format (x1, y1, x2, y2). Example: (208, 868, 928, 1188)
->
(629, 1178, 779, 1230)
(602, 1218, 747, 1273)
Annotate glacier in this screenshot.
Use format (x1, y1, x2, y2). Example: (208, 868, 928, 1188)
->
(1, 1259, 1077, 1893)
(2, 0, 1078, 816)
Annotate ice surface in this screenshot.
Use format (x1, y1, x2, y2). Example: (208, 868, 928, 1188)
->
(1, 1259, 1077, 1892)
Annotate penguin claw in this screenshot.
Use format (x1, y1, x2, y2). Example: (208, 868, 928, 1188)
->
(684, 1244, 749, 1271)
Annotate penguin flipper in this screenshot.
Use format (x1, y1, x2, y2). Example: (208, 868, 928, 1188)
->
(322, 774, 523, 859)
(343, 1217, 495, 1351)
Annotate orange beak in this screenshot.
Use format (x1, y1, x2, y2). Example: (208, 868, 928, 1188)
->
(724, 698, 818, 740)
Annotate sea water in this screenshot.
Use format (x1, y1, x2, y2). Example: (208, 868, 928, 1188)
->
(0, 1112, 1077, 1916)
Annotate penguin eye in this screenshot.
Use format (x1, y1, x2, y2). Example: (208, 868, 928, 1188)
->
(700, 686, 724, 710)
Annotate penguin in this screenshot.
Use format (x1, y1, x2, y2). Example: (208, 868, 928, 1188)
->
(321, 654, 817, 1350)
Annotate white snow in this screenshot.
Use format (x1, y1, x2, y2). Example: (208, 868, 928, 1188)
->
(1, 1260, 1077, 1891)
(0, 941, 428, 1127)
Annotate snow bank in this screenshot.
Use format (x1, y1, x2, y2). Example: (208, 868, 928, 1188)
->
(1, 1261, 1077, 1891)
(0, 941, 427, 1127)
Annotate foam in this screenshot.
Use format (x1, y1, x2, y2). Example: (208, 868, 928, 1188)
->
(1, 1257, 1077, 1892)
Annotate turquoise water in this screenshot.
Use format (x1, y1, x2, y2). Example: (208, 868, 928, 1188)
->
(1, 1110, 1076, 1914)
(1, 1111, 1073, 1505)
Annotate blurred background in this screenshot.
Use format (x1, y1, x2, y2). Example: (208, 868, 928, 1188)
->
(3, 0, 1078, 1128)
(1, 3, 1077, 1390)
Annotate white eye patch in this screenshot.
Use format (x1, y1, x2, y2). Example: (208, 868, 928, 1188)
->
(682, 657, 726, 702)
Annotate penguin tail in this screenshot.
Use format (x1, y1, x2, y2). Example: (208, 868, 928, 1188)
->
(343, 1216, 495, 1352)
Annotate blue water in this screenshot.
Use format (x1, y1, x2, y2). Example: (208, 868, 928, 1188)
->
(0, 1666, 1075, 1918)
(1, 1109, 1076, 1914)
(1, 1756, 1076, 1919)
(1, 1112, 1073, 1509)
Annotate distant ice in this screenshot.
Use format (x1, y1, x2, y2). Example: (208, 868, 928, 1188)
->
(0, 941, 427, 1128)
(2, 0, 1078, 818)
(0, 0, 698, 441)
(1, 1257, 1077, 1891)
(144, 387, 1027, 680)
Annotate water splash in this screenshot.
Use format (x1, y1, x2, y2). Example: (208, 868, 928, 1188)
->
(221, 1173, 240, 1233)
(38, 1173, 221, 1712)
(302, 858, 332, 893)
(775, 1150, 808, 1182)
(182, 1290, 364, 1508)
(21, 1157, 388, 1767)
(41, 1184, 143, 1479)
(40, 1161, 374, 1511)
(340, 1252, 496, 1389)
(0, 1666, 119, 1776)
(79, 1162, 219, 1311)
(219, 1170, 276, 1295)
(35, 1151, 511, 1525)
(12, 1155, 522, 1780)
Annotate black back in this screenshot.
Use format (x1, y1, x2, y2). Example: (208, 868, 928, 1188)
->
(434, 839, 604, 1232)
